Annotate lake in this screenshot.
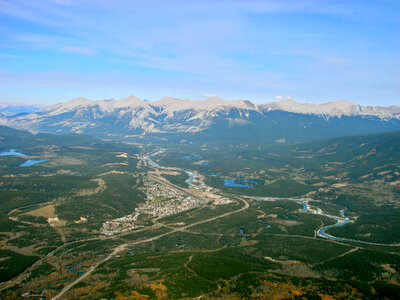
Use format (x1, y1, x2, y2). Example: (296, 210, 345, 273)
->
(193, 161, 209, 165)
(181, 153, 202, 160)
(0, 149, 28, 156)
(224, 179, 258, 188)
(19, 160, 47, 167)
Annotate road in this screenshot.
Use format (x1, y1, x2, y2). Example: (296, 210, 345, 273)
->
(52, 196, 249, 299)
(52, 150, 250, 299)
(13, 147, 392, 299)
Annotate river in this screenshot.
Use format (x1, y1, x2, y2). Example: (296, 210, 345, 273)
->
(145, 149, 203, 190)
(146, 151, 399, 246)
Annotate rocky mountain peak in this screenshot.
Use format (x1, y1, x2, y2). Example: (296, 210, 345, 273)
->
(153, 97, 186, 106)
(112, 95, 148, 108)
(1, 95, 399, 138)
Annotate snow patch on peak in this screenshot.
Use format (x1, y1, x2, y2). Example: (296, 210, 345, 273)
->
(153, 97, 185, 106)
(260, 98, 399, 119)
(99, 95, 148, 110)
(154, 96, 258, 114)
(34, 95, 400, 121)
(262, 99, 358, 117)
(43, 97, 95, 116)
(113, 95, 145, 108)
(60, 97, 95, 109)
(4, 95, 399, 136)
(69, 97, 93, 104)
(203, 96, 226, 103)
(329, 99, 356, 106)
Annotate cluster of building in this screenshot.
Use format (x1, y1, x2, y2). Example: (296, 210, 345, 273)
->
(140, 184, 202, 217)
(101, 211, 142, 236)
(100, 180, 204, 236)
(211, 197, 233, 205)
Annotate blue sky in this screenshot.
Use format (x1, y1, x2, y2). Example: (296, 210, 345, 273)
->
(0, 0, 399, 105)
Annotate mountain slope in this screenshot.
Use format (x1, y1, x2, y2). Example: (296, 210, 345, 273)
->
(2, 96, 400, 144)
(0, 104, 44, 116)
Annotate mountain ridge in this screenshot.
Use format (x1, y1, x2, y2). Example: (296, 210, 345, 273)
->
(0, 104, 45, 116)
(1, 95, 400, 144)
(34, 95, 400, 118)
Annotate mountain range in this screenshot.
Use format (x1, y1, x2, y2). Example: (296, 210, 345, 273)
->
(0, 103, 45, 117)
(1, 96, 399, 144)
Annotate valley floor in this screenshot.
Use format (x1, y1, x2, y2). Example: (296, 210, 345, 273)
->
(0, 131, 399, 299)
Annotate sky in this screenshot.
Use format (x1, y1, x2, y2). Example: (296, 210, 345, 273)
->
(0, 0, 399, 106)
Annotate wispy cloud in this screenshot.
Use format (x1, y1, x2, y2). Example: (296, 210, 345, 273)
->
(0, 53, 22, 58)
(46, 0, 71, 5)
(0, 0, 399, 105)
(287, 33, 330, 38)
(61, 46, 97, 55)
